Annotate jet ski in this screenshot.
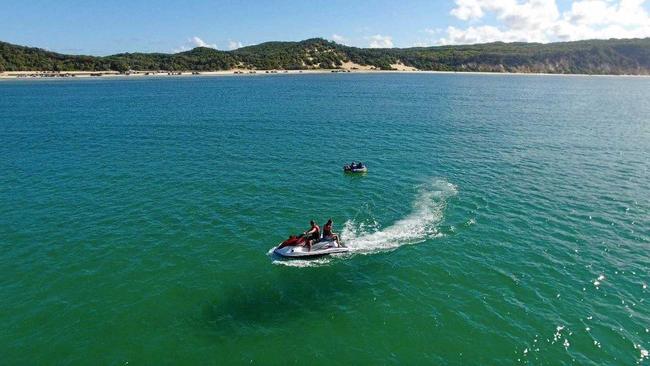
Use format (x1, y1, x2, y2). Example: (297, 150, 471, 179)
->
(273, 239, 349, 258)
(343, 163, 368, 173)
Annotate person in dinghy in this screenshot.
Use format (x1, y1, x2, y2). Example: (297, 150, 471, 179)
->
(344, 161, 367, 173)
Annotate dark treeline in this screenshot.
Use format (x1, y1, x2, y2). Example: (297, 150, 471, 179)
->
(2, 37, 650, 75)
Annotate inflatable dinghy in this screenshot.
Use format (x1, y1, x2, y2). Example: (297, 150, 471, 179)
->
(344, 164, 368, 173)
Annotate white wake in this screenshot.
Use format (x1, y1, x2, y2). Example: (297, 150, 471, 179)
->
(341, 179, 457, 254)
(271, 179, 457, 266)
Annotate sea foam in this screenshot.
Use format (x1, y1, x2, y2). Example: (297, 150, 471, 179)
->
(341, 179, 457, 254)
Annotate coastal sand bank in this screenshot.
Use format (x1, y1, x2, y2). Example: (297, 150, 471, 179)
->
(1, 68, 648, 80)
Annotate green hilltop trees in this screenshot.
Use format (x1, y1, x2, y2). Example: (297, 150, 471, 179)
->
(1, 37, 650, 75)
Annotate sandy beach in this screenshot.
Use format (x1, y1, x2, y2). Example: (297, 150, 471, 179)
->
(1, 68, 648, 80)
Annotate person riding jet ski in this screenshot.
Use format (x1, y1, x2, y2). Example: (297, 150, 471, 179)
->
(302, 220, 320, 251)
(322, 218, 340, 243)
(273, 220, 348, 258)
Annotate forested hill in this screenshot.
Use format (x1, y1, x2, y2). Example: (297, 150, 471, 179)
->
(2, 37, 650, 75)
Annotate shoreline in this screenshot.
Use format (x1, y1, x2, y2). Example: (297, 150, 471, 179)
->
(1, 69, 649, 80)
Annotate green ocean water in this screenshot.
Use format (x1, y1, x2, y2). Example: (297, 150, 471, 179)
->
(1, 74, 648, 365)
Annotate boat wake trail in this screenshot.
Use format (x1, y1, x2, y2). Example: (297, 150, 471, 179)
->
(270, 179, 457, 267)
(341, 179, 457, 254)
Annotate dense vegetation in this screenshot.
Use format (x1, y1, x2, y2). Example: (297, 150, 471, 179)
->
(2, 37, 650, 75)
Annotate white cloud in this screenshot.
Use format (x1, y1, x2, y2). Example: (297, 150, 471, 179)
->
(228, 40, 243, 50)
(424, 28, 443, 35)
(189, 36, 217, 48)
(172, 45, 189, 53)
(173, 36, 217, 52)
(450, 0, 486, 20)
(438, 0, 650, 44)
(438, 25, 526, 44)
(331, 34, 347, 43)
(410, 29, 444, 47)
(368, 34, 394, 48)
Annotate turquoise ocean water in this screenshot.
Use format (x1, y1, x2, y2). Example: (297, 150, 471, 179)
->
(1, 74, 648, 364)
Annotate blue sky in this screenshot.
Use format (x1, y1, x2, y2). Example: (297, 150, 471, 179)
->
(1, 0, 648, 55)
